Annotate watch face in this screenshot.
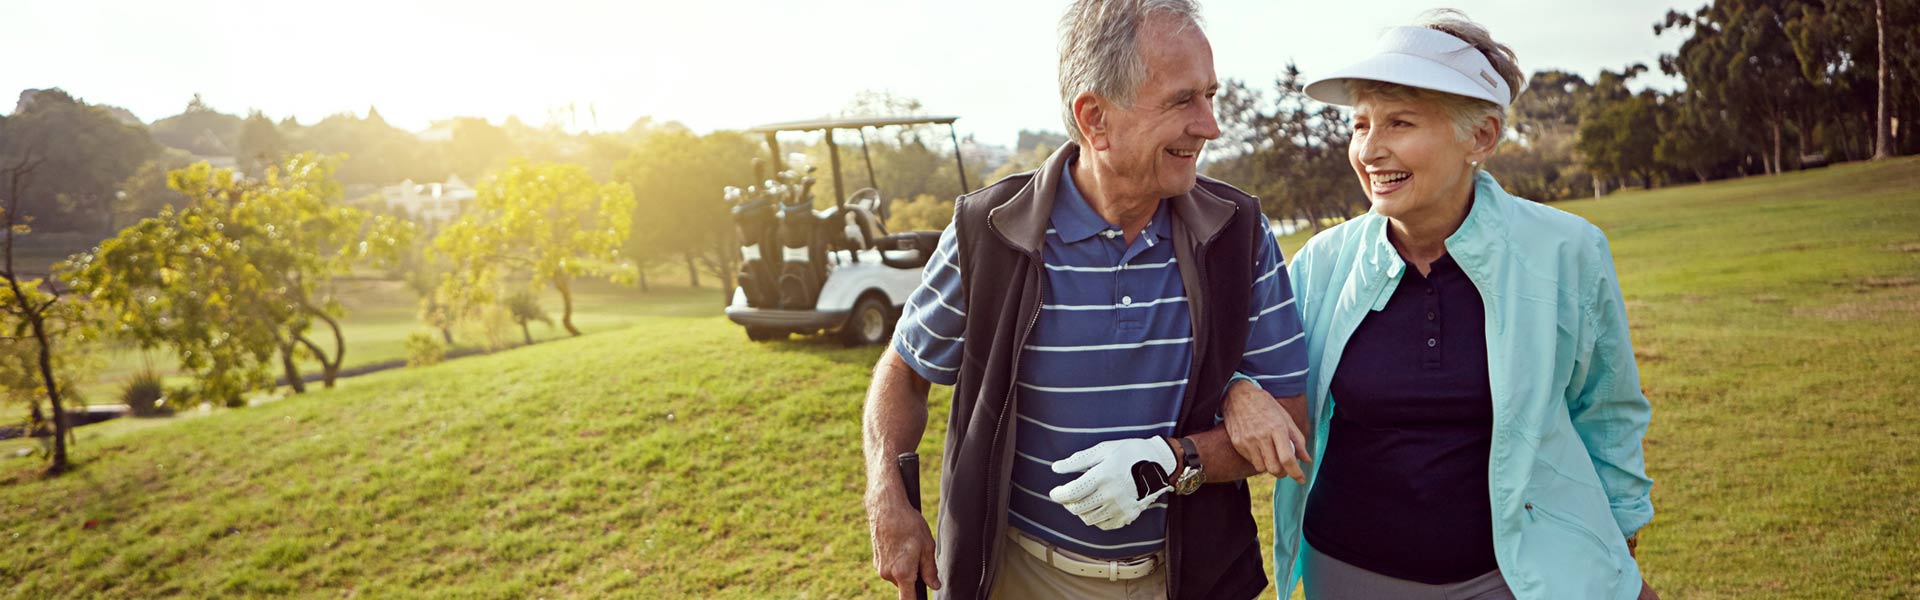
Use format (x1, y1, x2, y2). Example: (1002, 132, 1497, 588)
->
(1175, 469, 1203, 495)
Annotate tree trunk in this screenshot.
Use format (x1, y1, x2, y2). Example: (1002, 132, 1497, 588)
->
(28, 310, 68, 474)
(1875, 0, 1896, 159)
(1770, 119, 1785, 175)
(280, 341, 307, 394)
(554, 274, 581, 336)
(685, 254, 701, 288)
(440, 326, 454, 345)
(637, 270, 650, 293)
(309, 309, 347, 388)
(521, 321, 533, 346)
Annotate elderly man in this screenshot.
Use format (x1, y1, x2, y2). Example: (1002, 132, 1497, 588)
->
(861, 1, 1312, 598)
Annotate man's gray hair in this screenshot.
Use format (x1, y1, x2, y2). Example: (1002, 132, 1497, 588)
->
(1057, 0, 1205, 144)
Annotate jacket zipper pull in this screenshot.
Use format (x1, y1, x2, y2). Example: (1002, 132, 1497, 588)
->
(1524, 502, 1536, 522)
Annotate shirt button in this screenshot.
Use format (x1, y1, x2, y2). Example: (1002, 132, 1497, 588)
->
(1427, 311, 1437, 321)
(1122, 295, 1133, 306)
(1427, 338, 1438, 348)
(1426, 287, 1435, 296)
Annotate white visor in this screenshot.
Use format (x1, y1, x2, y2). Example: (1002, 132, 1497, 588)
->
(1304, 26, 1514, 110)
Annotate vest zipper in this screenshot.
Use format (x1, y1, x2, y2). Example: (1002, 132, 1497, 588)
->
(1166, 202, 1236, 598)
(981, 247, 1045, 593)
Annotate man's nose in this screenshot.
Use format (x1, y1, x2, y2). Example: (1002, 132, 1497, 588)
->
(1192, 103, 1222, 140)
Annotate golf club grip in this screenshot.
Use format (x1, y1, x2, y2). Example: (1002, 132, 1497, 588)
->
(896, 452, 927, 600)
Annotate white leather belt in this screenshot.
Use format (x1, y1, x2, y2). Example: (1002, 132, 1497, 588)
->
(1007, 530, 1159, 581)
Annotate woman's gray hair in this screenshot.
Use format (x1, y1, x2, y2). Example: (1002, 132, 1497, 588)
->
(1352, 9, 1525, 152)
(1057, 0, 1205, 144)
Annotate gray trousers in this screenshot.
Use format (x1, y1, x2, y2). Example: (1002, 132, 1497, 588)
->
(1301, 540, 1515, 600)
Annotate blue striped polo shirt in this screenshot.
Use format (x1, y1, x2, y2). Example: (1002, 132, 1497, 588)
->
(892, 165, 1309, 559)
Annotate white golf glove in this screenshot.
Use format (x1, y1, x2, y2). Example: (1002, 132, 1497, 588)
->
(1048, 437, 1178, 531)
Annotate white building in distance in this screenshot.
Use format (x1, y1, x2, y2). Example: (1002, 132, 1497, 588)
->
(381, 175, 475, 224)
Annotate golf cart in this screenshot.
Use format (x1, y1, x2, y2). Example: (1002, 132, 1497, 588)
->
(721, 115, 972, 345)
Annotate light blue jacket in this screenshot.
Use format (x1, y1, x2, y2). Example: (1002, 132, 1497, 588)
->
(1272, 171, 1653, 599)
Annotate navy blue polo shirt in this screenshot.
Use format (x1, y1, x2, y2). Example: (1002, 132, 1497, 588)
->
(1302, 252, 1498, 584)
(892, 164, 1309, 559)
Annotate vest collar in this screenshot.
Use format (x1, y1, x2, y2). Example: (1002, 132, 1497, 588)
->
(988, 141, 1238, 255)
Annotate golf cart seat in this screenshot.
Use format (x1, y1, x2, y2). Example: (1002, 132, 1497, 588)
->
(838, 188, 889, 249)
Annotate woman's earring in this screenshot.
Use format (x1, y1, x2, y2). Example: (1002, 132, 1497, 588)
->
(1470, 160, 1480, 168)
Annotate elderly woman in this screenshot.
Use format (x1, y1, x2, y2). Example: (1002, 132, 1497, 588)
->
(1221, 11, 1657, 600)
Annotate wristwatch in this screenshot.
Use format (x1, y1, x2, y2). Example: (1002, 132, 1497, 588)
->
(1172, 436, 1204, 495)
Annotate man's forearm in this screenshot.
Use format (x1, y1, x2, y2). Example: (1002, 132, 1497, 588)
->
(863, 348, 935, 511)
(1185, 393, 1309, 483)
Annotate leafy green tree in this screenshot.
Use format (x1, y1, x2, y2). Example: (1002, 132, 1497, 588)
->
(1576, 67, 1666, 191)
(149, 94, 243, 158)
(884, 194, 955, 232)
(70, 155, 414, 403)
(298, 107, 439, 186)
(2, 140, 104, 474)
(434, 161, 634, 336)
(1659, 1, 1816, 174)
(1655, 93, 1742, 183)
(1486, 70, 1597, 201)
(503, 290, 552, 346)
(0, 88, 157, 234)
(238, 110, 288, 178)
(986, 142, 1056, 185)
(114, 152, 196, 229)
(1207, 68, 1364, 230)
(615, 130, 754, 291)
(441, 117, 514, 181)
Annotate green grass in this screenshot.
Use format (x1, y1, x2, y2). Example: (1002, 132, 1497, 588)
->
(70, 278, 725, 405)
(4, 158, 1918, 598)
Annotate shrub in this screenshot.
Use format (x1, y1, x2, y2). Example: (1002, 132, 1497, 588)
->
(162, 386, 197, 411)
(406, 331, 447, 367)
(121, 370, 171, 417)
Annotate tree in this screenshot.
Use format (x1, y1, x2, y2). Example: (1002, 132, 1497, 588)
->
(1206, 69, 1365, 229)
(441, 117, 514, 181)
(1660, 1, 1816, 175)
(434, 161, 635, 337)
(69, 155, 413, 403)
(114, 151, 196, 229)
(615, 130, 755, 292)
(1576, 67, 1666, 192)
(149, 94, 243, 158)
(1874, 0, 1896, 159)
(885, 194, 956, 232)
(502, 290, 552, 346)
(986, 142, 1056, 185)
(0, 88, 158, 234)
(1, 135, 99, 474)
(238, 110, 288, 178)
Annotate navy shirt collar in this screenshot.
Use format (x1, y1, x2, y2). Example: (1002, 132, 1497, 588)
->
(1053, 161, 1174, 244)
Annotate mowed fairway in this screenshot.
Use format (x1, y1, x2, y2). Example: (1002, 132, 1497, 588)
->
(3, 157, 1917, 598)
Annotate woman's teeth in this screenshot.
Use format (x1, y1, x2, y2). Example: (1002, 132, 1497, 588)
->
(1370, 172, 1409, 185)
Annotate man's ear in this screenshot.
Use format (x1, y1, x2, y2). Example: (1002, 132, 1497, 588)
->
(1073, 92, 1109, 150)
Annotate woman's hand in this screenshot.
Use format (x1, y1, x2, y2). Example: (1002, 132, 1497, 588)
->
(1221, 379, 1312, 484)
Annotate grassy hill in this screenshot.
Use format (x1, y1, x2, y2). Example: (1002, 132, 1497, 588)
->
(4, 157, 1918, 598)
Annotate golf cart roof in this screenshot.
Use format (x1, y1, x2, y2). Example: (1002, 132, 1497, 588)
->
(747, 115, 960, 133)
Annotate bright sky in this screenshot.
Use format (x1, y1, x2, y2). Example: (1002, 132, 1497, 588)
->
(1, 0, 1689, 148)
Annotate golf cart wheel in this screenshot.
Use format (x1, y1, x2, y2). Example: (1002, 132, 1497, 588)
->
(746, 326, 787, 342)
(840, 295, 894, 347)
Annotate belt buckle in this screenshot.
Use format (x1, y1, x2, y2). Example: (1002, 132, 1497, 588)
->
(1106, 554, 1155, 581)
